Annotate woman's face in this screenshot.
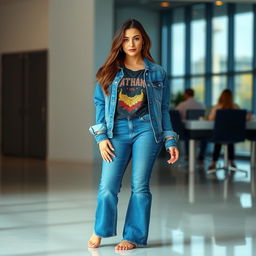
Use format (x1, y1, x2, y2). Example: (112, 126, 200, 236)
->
(122, 28, 143, 58)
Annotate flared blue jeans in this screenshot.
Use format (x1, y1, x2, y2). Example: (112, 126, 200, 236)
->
(94, 114, 163, 246)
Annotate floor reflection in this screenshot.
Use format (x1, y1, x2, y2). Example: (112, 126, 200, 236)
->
(0, 156, 47, 194)
(156, 157, 256, 256)
(0, 155, 255, 256)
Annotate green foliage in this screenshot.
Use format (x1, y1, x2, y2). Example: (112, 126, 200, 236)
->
(171, 91, 184, 107)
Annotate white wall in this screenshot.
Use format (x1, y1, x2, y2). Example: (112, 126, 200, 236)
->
(48, 0, 114, 164)
(48, 0, 95, 163)
(115, 7, 161, 63)
(0, 0, 145, 164)
(0, 0, 48, 155)
(0, 0, 48, 53)
(94, 0, 114, 72)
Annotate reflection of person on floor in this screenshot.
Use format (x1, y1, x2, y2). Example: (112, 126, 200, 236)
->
(88, 248, 100, 256)
(175, 88, 206, 163)
(88, 19, 179, 251)
(207, 89, 239, 170)
(88, 247, 147, 256)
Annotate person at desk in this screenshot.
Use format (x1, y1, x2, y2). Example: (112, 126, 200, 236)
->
(175, 88, 205, 120)
(175, 88, 206, 163)
(208, 89, 239, 170)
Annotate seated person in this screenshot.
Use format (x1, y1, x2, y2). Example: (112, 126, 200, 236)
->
(208, 89, 239, 170)
(175, 88, 205, 120)
(175, 88, 206, 163)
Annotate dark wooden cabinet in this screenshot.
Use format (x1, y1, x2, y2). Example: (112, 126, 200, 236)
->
(1, 50, 47, 158)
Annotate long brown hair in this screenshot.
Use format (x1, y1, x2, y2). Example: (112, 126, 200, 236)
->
(218, 89, 234, 109)
(96, 19, 155, 95)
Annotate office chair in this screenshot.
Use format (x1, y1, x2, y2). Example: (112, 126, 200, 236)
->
(186, 109, 205, 120)
(169, 110, 187, 164)
(159, 110, 184, 157)
(169, 110, 186, 140)
(207, 109, 247, 177)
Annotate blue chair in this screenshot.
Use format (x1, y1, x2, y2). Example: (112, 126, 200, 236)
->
(208, 109, 247, 176)
(169, 110, 186, 140)
(169, 110, 188, 164)
(186, 109, 205, 120)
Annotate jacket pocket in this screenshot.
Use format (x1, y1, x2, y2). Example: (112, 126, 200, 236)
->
(152, 81, 164, 101)
(152, 81, 164, 89)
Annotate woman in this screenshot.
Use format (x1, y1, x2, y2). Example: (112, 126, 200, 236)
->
(208, 89, 239, 170)
(88, 19, 179, 251)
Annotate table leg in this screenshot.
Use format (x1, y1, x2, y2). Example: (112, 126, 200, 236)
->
(251, 141, 256, 197)
(189, 139, 196, 174)
(251, 141, 256, 169)
(188, 173, 195, 204)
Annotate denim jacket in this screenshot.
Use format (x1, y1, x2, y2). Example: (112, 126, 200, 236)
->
(89, 58, 178, 150)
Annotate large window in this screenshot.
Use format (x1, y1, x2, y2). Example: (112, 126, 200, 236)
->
(162, 3, 256, 156)
(212, 5, 228, 105)
(234, 74, 253, 110)
(212, 75, 227, 105)
(170, 79, 184, 108)
(212, 5, 228, 73)
(234, 4, 253, 71)
(191, 77, 205, 102)
(171, 8, 185, 76)
(191, 4, 206, 74)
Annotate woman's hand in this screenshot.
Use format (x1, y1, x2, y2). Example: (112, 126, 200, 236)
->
(167, 146, 179, 164)
(99, 139, 116, 163)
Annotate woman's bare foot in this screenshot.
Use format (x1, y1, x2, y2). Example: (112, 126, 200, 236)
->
(88, 234, 101, 248)
(115, 240, 136, 250)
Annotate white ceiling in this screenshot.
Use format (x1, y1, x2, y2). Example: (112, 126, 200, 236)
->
(115, 0, 256, 10)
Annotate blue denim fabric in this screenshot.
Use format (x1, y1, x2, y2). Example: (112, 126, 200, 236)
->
(94, 114, 163, 246)
(89, 58, 178, 150)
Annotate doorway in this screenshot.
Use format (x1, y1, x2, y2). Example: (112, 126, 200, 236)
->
(1, 50, 47, 158)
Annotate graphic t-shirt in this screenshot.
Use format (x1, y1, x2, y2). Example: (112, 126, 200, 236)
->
(115, 67, 148, 119)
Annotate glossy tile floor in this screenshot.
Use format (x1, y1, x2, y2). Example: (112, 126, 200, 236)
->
(0, 154, 255, 256)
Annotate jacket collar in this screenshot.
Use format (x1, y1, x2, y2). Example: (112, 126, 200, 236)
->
(118, 57, 157, 72)
(143, 57, 156, 71)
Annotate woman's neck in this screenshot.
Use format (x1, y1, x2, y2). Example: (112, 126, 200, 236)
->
(124, 55, 144, 70)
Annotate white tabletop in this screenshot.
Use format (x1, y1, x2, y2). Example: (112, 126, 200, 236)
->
(184, 120, 256, 130)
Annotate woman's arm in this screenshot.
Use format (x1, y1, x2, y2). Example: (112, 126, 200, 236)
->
(161, 70, 179, 165)
(208, 105, 218, 121)
(88, 83, 116, 162)
(89, 83, 108, 143)
(161, 70, 179, 147)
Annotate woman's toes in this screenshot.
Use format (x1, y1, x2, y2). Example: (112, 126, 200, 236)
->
(88, 240, 98, 248)
(115, 241, 136, 251)
(88, 234, 101, 248)
(88, 241, 93, 247)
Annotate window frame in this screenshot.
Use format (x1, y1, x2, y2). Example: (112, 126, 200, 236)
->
(161, 3, 256, 113)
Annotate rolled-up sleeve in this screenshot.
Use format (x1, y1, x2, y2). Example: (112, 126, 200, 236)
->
(161, 70, 179, 147)
(89, 123, 106, 135)
(89, 83, 108, 142)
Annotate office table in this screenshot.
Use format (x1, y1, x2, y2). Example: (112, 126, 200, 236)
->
(184, 120, 256, 174)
